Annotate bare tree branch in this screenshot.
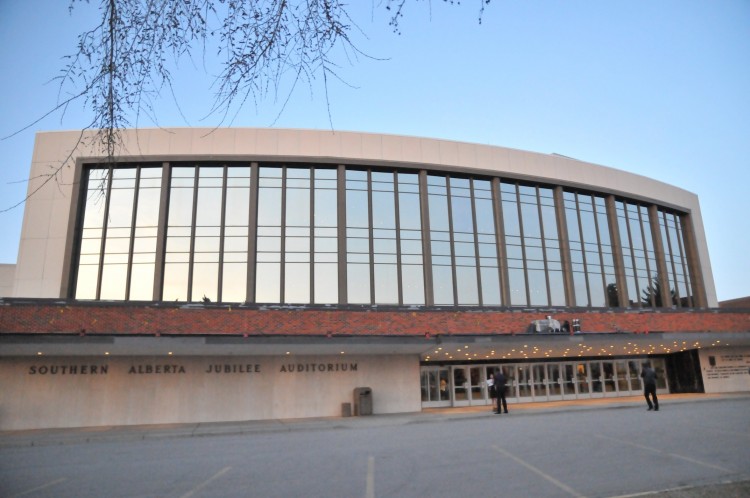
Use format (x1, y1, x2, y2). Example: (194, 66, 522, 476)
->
(3, 0, 493, 210)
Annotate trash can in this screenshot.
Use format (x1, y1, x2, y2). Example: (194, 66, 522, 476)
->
(341, 402, 352, 417)
(353, 387, 373, 416)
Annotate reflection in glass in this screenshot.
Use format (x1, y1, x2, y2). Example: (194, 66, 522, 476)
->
(73, 160, 696, 310)
(256, 262, 280, 302)
(565, 191, 615, 308)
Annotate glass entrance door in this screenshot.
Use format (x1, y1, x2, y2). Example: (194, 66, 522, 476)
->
(531, 364, 548, 400)
(420, 356, 669, 408)
(602, 361, 616, 395)
(452, 366, 470, 406)
(561, 363, 577, 399)
(576, 363, 590, 396)
(516, 365, 533, 401)
(615, 361, 630, 394)
(590, 362, 604, 397)
(628, 360, 642, 393)
(420, 367, 451, 407)
(469, 367, 485, 404)
(548, 363, 563, 400)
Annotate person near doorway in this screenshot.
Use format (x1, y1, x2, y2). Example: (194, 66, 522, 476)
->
(439, 378, 449, 400)
(487, 373, 497, 413)
(641, 363, 659, 411)
(494, 368, 508, 414)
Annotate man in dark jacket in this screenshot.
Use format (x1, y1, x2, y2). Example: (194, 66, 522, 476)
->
(494, 368, 509, 414)
(641, 363, 659, 411)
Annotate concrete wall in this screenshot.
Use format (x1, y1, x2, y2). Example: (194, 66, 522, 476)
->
(0, 354, 421, 430)
(698, 347, 750, 393)
(13, 128, 716, 305)
(0, 264, 15, 297)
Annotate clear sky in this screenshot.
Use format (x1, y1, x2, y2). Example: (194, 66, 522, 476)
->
(0, 1, 748, 302)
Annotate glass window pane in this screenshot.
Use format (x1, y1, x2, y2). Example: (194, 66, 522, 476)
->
(195, 187, 222, 227)
(163, 263, 189, 301)
(192, 263, 218, 302)
(129, 263, 155, 300)
(314, 189, 337, 227)
(428, 194, 449, 232)
(372, 191, 396, 229)
(168, 187, 194, 226)
(75, 265, 99, 300)
(346, 190, 369, 228)
(502, 200, 520, 237)
(257, 188, 282, 226)
(456, 266, 479, 305)
(107, 186, 135, 228)
(521, 202, 541, 239)
(225, 188, 250, 226)
(314, 263, 338, 304)
(474, 198, 495, 234)
(135, 187, 161, 227)
(402, 265, 425, 305)
(399, 193, 421, 231)
(573, 272, 589, 307)
(508, 268, 527, 306)
(548, 271, 565, 306)
(256, 263, 281, 303)
(480, 267, 501, 306)
(222, 262, 247, 302)
(432, 265, 454, 305)
(528, 269, 548, 306)
(374, 264, 399, 304)
(347, 264, 370, 304)
(588, 273, 606, 307)
(285, 263, 310, 303)
(451, 196, 473, 234)
(286, 188, 310, 227)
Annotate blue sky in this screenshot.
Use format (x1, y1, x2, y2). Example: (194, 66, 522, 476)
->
(1, 1, 748, 302)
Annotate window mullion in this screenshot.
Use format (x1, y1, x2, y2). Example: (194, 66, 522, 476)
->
(187, 165, 199, 302)
(124, 166, 141, 301)
(95, 166, 114, 300)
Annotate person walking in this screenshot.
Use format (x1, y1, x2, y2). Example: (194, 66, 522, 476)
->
(493, 368, 508, 414)
(641, 363, 659, 411)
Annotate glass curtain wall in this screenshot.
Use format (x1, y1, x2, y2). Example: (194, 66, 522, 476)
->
(73, 162, 697, 309)
(75, 165, 162, 301)
(398, 173, 426, 305)
(427, 175, 502, 306)
(499, 182, 563, 306)
(564, 191, 618, 307)
(314, 169, 339, 304)
(221, 167, 251, 302)
(163, 165, 250, 302)
(256, 165, 338, 304)
(616, 201, 658, 307)
(658, 210, 693, 307)
(346, 169, 425, 305)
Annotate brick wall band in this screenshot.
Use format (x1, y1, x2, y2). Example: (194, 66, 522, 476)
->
(1, 302, 748, 337)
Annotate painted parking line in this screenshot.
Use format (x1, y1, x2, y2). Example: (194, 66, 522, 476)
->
(180, 466, 232, 498)
(365, 455, 375, 498)
(493, 445, 586, 498)
(10, 477, 67, 498)
(594, 434, 732, 473)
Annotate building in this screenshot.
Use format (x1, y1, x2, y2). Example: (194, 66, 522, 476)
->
(1, 128, 748, 431)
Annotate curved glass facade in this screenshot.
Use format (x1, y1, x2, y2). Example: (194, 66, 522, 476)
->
(72, 162, 697, 308)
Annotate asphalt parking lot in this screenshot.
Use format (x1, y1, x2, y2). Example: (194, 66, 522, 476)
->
(1, 393, 749, 498)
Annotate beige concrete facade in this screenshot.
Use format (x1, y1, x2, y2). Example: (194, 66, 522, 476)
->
(13, 128, 716, 306)
(0, 354, 419, 430)
(0, 264, 14, 298)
